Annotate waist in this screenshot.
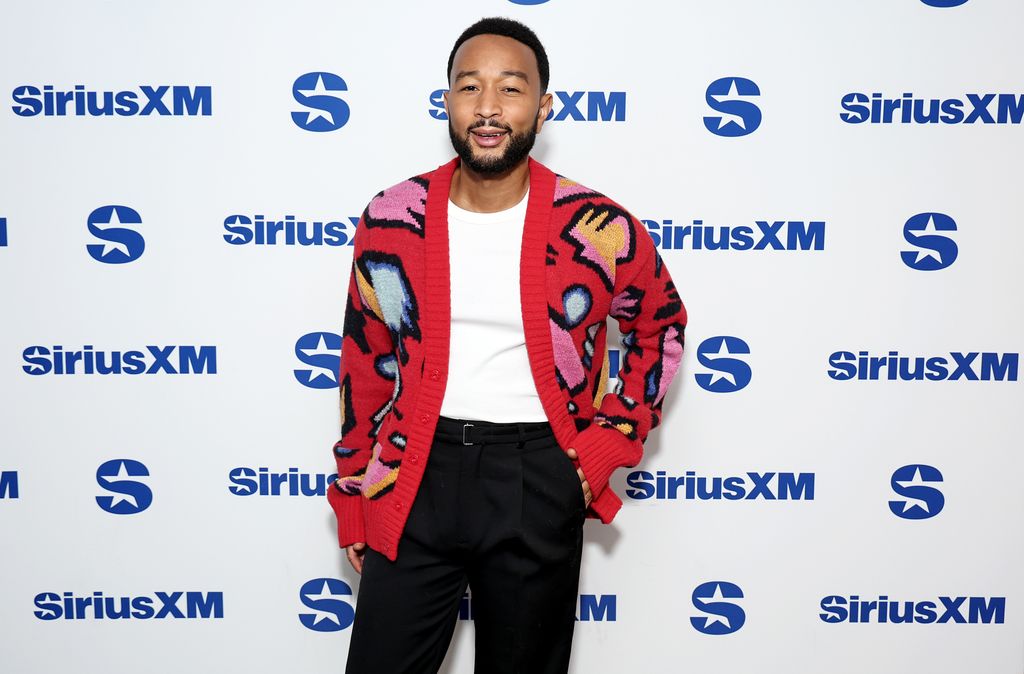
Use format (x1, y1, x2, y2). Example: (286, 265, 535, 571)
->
(433, 415, 554, 447)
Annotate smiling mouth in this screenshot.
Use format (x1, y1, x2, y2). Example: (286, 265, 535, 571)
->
(470, 128, 509, 148)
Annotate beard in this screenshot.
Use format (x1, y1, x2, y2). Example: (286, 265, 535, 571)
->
(448, 119, 537, 175)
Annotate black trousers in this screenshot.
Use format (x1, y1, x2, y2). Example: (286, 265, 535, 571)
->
(345, 415, 587, 674)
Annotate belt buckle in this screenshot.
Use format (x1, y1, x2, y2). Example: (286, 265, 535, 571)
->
(463, 423, 474, 446)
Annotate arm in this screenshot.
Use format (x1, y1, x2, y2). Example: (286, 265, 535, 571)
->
(572, 218, 687, 508)
(327, 214, 397, 551)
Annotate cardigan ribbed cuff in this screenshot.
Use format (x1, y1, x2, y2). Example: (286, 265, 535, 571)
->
(571, 423, 641, 508)
(327, 487, 366, 548)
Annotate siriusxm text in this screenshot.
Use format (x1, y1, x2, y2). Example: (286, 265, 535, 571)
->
(840, 92, 1023, 124)
(22, 345, 217, 376)
(229, 467, 338, 497)
(34, 591, 224, 620)
(828, 351, 1018, 381)
(12, 85, 212, 117)
(223, 215, 357, 246)
(820, 595, 1005, 624)
(430, 89, 625, 122)
(644, 220, 824, 251)
(625, 471, 814, 501)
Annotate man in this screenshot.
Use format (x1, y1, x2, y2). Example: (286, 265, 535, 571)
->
(329, 17, 686, 674)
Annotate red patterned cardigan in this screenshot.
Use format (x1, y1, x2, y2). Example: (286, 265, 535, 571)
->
(329, 156, 686, 561)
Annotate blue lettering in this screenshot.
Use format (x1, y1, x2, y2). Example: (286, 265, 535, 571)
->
(980, 352, 1018, 381)
(624, 470, 655, 500)
(553, 91, 585, 121)
(997, 94, 1024, 124)
(587, 91, 626, 121)
(428, 89, 447, 119)
(777, 472, 815, 500)
(430, 89, 626, 122)
(178, 346, 217, 374)
(788, 221, 825, 250)
(172, 86, 212, 116)
(186, 591, 224, 619)
(578, 594, 616, 622)
(969, 597, 1006, 624)
(0, 471, 19, 499)
(229, 468, 258, 496)
(819, 596, 847, 623)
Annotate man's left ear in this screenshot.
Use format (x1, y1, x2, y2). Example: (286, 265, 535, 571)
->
(536, 92, 554, 133)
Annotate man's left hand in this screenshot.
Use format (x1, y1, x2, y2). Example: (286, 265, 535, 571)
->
(565, 448, 592, 508)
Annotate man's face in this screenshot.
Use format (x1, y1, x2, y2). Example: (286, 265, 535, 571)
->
(445, 34, 553, 175)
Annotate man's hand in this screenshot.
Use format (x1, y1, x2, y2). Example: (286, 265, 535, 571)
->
(345, 541, 368, 574)
(565, 448, 593, 508)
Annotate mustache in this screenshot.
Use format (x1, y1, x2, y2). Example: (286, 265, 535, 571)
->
(468, 119, 512, 132)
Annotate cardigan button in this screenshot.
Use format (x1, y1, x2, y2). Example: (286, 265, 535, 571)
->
(429, 368, 440, 381)
(393, 501, 403, 511)
(419, 414, 429, 424)
(409, 454, 418, 464)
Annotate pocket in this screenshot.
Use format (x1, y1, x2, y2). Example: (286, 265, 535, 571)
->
(550, 445, 587, 513)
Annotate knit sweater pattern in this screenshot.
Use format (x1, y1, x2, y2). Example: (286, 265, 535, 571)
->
(328, 157, 687, 561)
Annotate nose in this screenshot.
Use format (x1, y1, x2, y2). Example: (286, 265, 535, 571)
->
(474, 85, 502, 121)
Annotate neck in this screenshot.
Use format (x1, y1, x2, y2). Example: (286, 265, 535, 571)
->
(449, 158, 530, 213)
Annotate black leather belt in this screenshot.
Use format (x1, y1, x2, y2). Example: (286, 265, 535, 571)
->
(434, 415, 553, 446)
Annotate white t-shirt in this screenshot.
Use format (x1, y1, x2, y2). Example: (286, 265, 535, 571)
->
(439, 190, 548, 422)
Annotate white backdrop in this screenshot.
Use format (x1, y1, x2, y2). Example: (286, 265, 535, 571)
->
(2, 1, 1022, 672)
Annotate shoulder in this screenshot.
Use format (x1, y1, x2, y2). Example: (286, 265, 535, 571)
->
(551, 173, 639, 224)
(551, 172, 649, 246)
(360, 170, 433, 236)
(548, 173, 660, 288)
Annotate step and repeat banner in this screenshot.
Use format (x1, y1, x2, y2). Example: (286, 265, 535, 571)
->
(2, 0, 1021, 672)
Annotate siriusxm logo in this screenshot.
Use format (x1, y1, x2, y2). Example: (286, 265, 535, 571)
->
(921, 0, 969, 7)
(229, 467, 338, 497)
(645, 219, 824, 251)
(1, 470, 18, 499)
(34, 590, 223, 620)
(704, 77, 761, 137)
(87, 205, 144, 264)
(11, 84, 211, 117)
(828, 350, 1018, 382)
(0, 217, 7, 246)
(901, 212, 957, 271)
(430, 89, 625, 122)
(820, 595, 1004, 624)
(626, 470, 814, 501)
(292, 72, 349, 132)
(695, 336, 751, 393)
(458, 592, 616, 622)
(294, 332, 341, 389)
(223, 214, 357, 246)
(299, 578, 354, 632)
(840, 92, 1023, 124)
(889, 464, 944, 520)
(691, 582, 745, 635)
(22, 344, 217, 376)
(96, 460, 152, 515)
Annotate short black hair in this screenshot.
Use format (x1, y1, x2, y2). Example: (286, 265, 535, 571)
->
(447, 17, 550, 93)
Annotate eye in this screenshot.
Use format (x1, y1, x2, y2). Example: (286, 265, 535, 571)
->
(503, 87, 521, 94)
(460, 85, 478, 92)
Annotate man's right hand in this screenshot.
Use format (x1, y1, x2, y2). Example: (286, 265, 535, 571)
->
(346, 541, 368, 574)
